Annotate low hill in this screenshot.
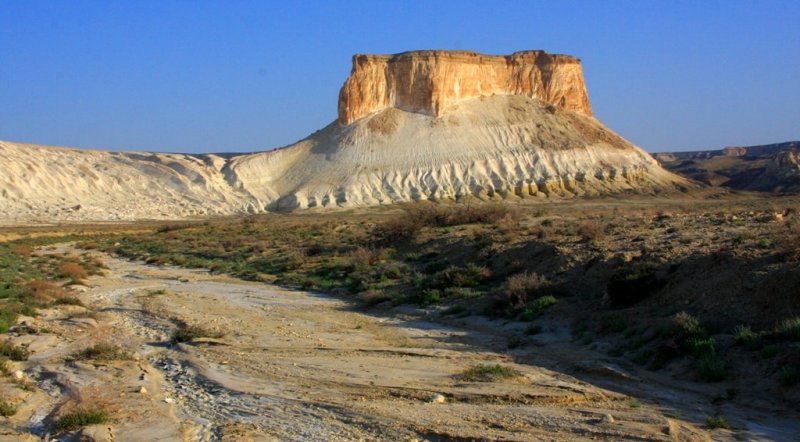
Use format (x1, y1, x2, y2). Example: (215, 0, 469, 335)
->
(653, 141, 800, 192)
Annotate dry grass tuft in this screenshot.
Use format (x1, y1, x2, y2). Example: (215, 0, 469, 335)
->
(771, 222, 800, 261)
(58, 262, 89, 284)
(493, 272, 549, 314)
(72, 343, 131, 361)
(578, 220, 606, 242)
(11, 244, 33, 256)
(25, 279, 65, 303)
(457, 364, 522, 382)
(376, 202, 521, 239)
(54, 386, 116, 433)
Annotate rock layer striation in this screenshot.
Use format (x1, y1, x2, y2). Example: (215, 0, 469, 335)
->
(338, 50, 592, 125)
(1, 50, 692, 222)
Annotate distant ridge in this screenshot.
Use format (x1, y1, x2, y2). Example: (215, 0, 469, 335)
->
(653, 141, 800, 192)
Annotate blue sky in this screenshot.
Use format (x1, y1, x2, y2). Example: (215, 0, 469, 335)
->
(1, 1, 798, 153)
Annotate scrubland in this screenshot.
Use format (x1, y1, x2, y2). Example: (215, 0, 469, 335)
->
(1, 195, 799, 440)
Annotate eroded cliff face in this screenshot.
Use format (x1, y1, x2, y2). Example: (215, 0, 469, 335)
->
(338, 50, 592, 125)
(1, 49, 695, 222)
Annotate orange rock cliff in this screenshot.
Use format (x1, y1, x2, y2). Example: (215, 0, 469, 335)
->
(337, 50, 592, 125)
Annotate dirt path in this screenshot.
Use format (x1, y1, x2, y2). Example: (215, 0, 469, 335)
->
(5, 247, 797, 440)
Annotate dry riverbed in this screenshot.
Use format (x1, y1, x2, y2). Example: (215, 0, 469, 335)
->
(2, 245, 796, 441)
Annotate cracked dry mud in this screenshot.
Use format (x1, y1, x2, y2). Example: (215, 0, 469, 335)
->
(6, 247, 790, 441)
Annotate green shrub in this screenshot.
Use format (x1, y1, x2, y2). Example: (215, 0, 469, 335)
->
(777, 317, 800, 341)
(600, 315, 628, 334)
(52, 296, 84, 306)
(349, 246, 388, 269)
(430, 264, 491, 289)
(359, 289, 390, 306)
(420, 203, 518, 227)
(733, 325, 756, 342)
(0, 310, 19, 334)
(673, 311, 705, 339)
(779, 366, 800, 387)
(0, 400, 16, 417)
(55, 407, 110, 432)
(733, 325, 763, 349)
(519, 296, 557, 320)
(457, 364, 522, 382)
(440, 305, 467, 317)
(507, 336, 525, 349)
(418, 289, 441, 306)
(442, 287, 482, 299)
(705, 415, 730, 429)
(687, 337, 716, 356)
(762, 344, 779, 359)
(171, 323, 223, 343)
(519, 308, 536, 321)
(72, 343, 131, 361)
(531, 295, 557, 312)
(493, 272, 549, 314)
(0, 340, 30, 361)
(525, 324, 542, 335)
(697, 354, 726, 382)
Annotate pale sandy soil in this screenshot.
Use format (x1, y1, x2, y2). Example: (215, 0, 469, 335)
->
(2, 246, 797, 441)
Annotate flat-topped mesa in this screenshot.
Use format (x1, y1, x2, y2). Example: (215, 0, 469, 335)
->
(337, 50, 593, 125)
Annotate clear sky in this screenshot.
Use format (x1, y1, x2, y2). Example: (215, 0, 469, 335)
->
(1, 1, 798, 153)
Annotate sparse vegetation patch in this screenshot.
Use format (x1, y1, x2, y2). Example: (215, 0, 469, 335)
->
(779, 366, 800, 387)
(72, 343, 131, 361)
(64, 199, 800, 401)
(0, 340, 30, 361)
(171, 322, 224, 343)
(0, 400, 16, 417)
(52, 387, 115, 433)
(705, 415, 730, 430)
(697, 353, 726, 382)
(457, 363, 522, 382)
(777, 317, 800, 341)
(55, 406, 110, 432)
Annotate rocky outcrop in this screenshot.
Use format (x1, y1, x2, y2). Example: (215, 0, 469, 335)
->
(338, 50, 592, 125)
(654, 141, 800, 192)
(234, 94, 689, 211)
(1, 49, 694, 222)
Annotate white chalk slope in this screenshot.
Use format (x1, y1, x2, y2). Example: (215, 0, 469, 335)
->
(1, 95, 689, 222)
(233, 95, 688, 210)
(0, 143, 256, 222)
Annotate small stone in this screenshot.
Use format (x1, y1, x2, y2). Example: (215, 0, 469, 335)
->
(164, 397, 174, 404)
(12, 370, 24, 380)
(602, 414, 615, 424)
(429, 394, 446, 404)
(139, 386, 148, 395)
